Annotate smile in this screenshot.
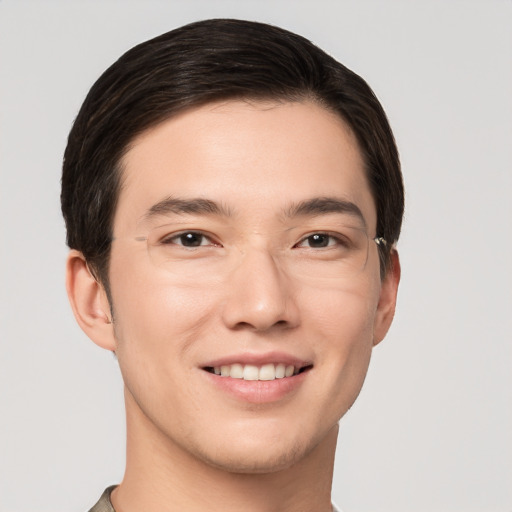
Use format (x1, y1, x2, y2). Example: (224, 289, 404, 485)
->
(204, 363, 312, 381)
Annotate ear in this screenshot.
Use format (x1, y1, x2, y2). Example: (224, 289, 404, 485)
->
(66, 250, 116, 351)
(373, 249, 401, 346)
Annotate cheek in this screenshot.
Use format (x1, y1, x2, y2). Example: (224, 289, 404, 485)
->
(109, 271, 222, 422)
(303, 279, 380, 409)
(303, 273, 380, 346)
(319, 294, 375, 381)
(108, 260, 220, 371)
(114, 281, 214, 344)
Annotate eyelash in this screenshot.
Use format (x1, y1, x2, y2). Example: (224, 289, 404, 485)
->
(159, 231, 219, 248)
(294, 232, 351, 250)
(158, 230, 350, 250)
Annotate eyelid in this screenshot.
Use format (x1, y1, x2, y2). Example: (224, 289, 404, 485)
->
(157, 229, 221, 247)
(294, 231, 350, 248)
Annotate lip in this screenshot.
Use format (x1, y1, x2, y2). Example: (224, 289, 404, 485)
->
(202, 351, 312, 369)
(200, 351, 313, 404)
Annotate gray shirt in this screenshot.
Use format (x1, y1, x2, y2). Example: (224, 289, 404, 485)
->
(88, 486, 343, 512)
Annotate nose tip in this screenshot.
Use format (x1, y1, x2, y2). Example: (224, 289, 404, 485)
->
(221, 250, 299, 332)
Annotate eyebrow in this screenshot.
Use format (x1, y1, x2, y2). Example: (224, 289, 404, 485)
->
(140, 195, 366, 228)
(140, 197, 232, 223)
(284, 197, 366, 228)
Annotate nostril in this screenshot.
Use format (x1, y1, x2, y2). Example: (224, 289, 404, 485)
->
(231, 321, 257, 331)
(230, 318, 291, 331)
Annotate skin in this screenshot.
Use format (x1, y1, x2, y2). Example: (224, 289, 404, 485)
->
(67, 99, 400, 512)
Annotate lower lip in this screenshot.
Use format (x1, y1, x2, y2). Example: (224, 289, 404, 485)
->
(202, 370, 309, 404)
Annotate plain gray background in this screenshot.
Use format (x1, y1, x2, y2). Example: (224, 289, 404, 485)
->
(1, 1, 511, 511)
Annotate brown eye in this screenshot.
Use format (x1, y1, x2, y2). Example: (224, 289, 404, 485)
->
(305, 234, 330, 248)
(297, 233, 339, 249)
(161, 231, 214, 247)
(178, 232, 205, 247)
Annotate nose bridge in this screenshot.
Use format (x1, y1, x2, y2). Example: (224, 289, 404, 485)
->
(221, 245, 298, 331)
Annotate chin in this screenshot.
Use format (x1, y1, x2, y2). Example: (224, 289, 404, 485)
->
(185, 420, 333, 476)
(197, 441, 309, 475)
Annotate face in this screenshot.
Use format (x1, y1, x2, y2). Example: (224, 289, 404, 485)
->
(106, 100, 395, 473)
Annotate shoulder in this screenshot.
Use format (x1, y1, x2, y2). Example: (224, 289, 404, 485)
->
(87, 486, 117, 512)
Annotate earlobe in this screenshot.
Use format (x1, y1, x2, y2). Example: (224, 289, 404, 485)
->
(66, 250, 116, 351)
(373, 249, 401, 346)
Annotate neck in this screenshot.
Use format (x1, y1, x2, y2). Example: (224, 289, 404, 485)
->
(112, 388, 337, 512)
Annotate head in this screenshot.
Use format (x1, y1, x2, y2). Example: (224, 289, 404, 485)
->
(62, 18, 403, 295)
(63, 19, 403, 474)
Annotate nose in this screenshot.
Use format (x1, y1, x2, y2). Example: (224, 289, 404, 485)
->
(221, 248, 300, 332)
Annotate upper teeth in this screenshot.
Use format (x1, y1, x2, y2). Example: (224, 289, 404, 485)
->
(213, 363, 297, 381)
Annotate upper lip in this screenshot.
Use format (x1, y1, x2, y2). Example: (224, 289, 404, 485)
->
(201, 351, 313, 369)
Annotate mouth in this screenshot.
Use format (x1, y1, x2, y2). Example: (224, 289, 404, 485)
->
(203, 363, 313, 381)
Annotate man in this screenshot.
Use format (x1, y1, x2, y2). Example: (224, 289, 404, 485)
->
(62, 18, 403, 512)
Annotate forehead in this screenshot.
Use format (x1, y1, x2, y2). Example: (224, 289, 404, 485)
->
(115, 100, 376, 233)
